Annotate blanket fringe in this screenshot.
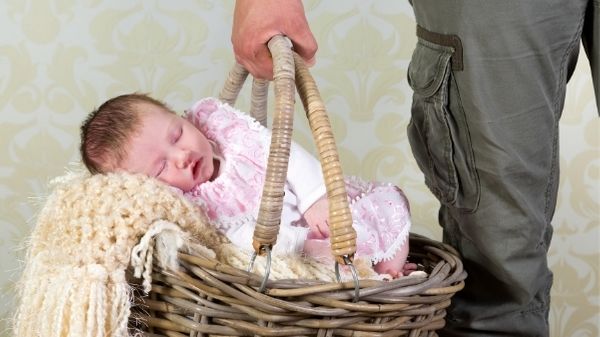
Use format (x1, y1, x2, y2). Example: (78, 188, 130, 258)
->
(130, 220, 192, 293)
(15, 262, 131, 337)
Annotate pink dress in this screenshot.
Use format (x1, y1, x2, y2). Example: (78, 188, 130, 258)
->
(184, 98, 411, 265)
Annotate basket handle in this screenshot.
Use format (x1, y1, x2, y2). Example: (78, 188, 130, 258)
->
(219, 35, 356, 265)
(220, 64, 270, 127)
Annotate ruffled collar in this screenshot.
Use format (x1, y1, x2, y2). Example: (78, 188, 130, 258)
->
(183, 98, 270, 231)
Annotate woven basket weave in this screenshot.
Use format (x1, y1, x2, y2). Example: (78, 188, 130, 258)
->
(136, 35, 466, 337)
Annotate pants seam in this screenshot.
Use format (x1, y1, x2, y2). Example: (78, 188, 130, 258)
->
(544, 11, 587, 222)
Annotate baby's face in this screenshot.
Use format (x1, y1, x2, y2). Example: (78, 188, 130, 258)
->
(118, 102, 215, 192)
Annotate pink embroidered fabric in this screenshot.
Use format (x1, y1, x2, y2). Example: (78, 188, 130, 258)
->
(304, 178, 411, 264)
(184, 98, 267, 224)
(184, 98, 411, 264)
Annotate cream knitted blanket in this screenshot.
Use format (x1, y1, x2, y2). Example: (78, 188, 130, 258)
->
(14, 171, 374, 337)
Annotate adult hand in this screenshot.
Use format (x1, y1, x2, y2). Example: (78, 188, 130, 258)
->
(232, 0, 318, 80)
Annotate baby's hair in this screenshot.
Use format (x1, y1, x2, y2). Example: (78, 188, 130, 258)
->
(80, 93, 174, 174)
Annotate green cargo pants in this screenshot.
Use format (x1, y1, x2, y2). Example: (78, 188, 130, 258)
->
(406, 1, 599, 336)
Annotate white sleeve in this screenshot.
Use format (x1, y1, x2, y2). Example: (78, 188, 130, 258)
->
(287, 141, 326, 214)
(256, 123, 326, 214)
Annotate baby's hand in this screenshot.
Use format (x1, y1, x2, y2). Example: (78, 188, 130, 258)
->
(303, 197, 330, 240)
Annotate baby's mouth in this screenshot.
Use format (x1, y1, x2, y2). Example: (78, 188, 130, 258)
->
(192, 158, 202, 180)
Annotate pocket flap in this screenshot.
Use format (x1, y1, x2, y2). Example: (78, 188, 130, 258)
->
(408, 40, 454, 97)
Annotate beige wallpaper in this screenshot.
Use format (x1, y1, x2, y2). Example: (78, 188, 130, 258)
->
(0, 1, 598, 336)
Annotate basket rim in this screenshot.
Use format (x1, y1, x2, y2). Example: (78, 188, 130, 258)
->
(164, 232, 465, 300)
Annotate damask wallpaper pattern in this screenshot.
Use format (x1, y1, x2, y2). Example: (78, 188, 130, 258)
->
(0, 1, 597, 336)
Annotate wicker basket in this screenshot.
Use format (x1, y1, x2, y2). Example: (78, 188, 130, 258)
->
(135, 35, 466, 337)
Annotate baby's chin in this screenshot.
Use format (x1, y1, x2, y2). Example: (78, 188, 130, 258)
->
(187, 176, 205, 190)
(186, 170, 213, 191)
(170, 178, 200, 193)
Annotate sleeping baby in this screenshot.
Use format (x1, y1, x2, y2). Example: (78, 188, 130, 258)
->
(80, 93, 415, 278)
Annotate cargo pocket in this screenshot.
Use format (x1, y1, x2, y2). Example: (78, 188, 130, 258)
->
(407, 38, 480, 212)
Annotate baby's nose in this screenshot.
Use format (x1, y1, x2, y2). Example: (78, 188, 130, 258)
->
(174, 149, 192, 168)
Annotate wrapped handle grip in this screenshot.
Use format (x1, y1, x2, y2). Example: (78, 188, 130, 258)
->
(219, 35, 356, 265)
